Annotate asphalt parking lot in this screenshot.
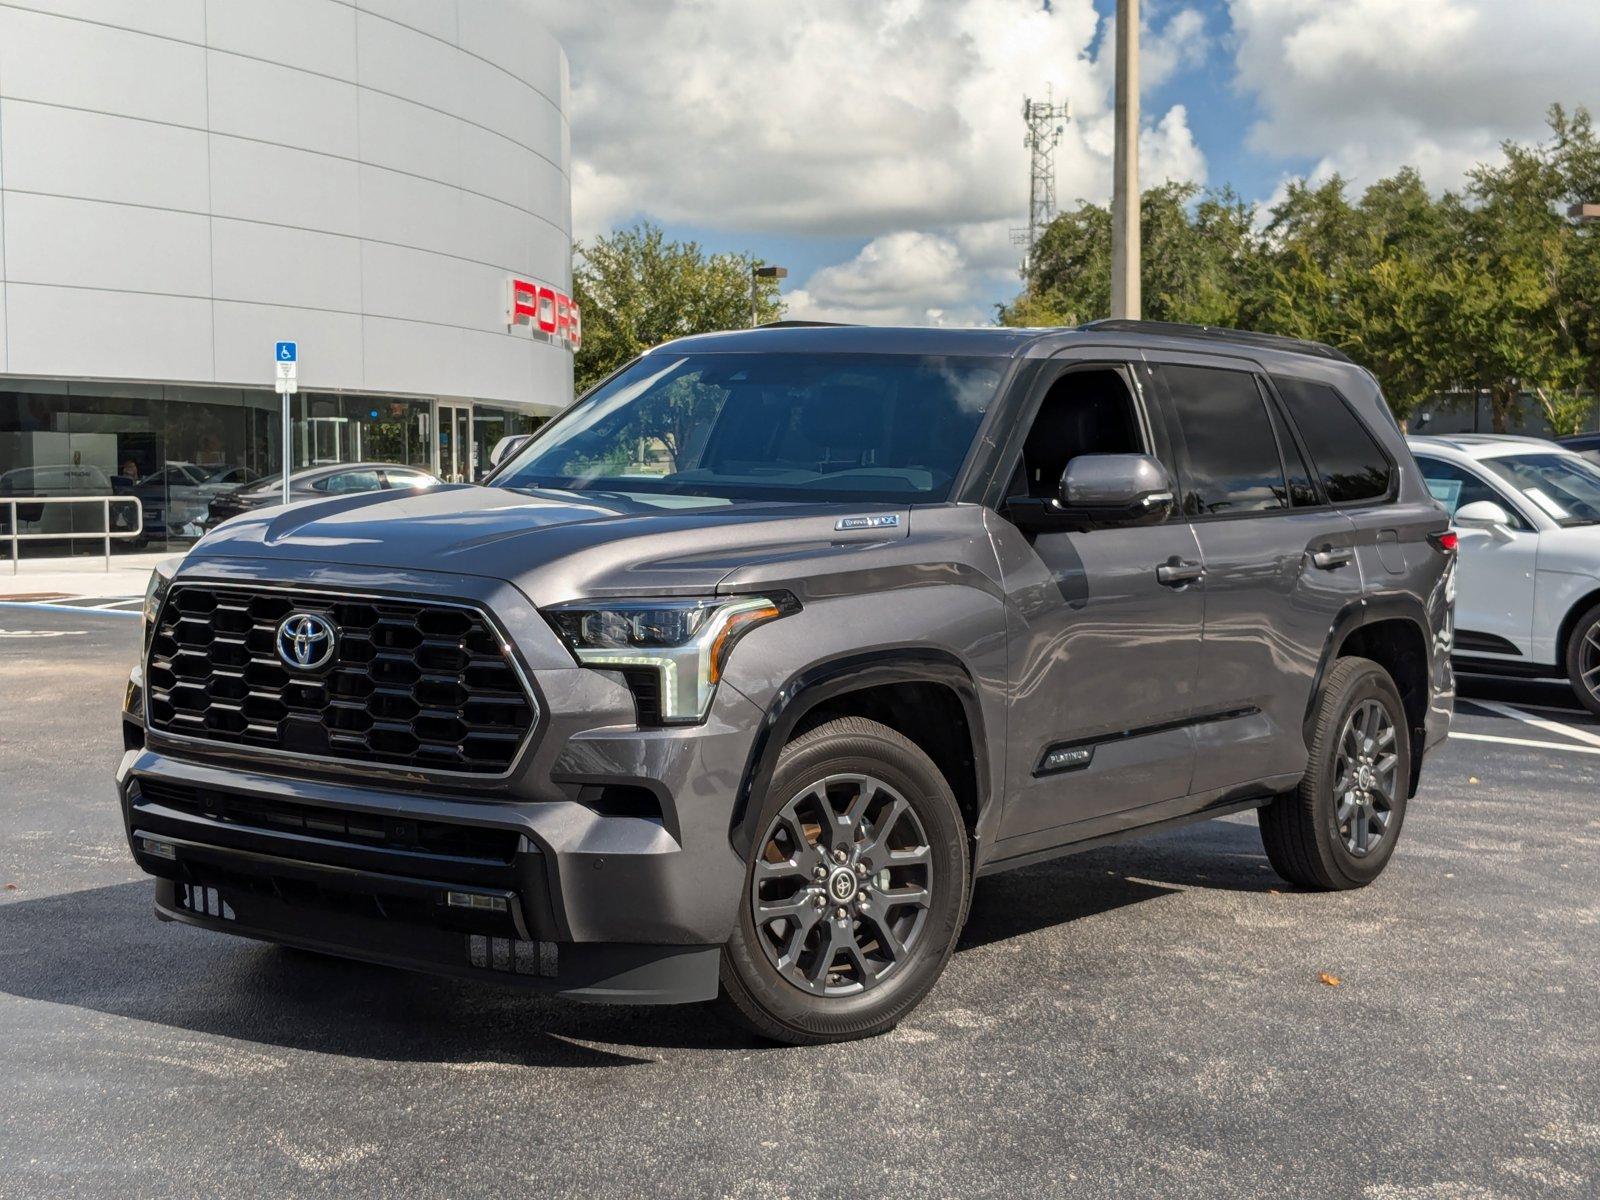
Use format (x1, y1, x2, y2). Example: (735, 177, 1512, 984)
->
(2, 603, 1597, 1199)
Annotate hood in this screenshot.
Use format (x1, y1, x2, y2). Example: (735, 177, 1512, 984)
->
(187, 483, 911, 605)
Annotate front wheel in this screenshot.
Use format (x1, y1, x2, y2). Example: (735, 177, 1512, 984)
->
(1563, 601, 1600, 718)
(718, 716, 971, 1044)
(1260, 656, 1411, 890)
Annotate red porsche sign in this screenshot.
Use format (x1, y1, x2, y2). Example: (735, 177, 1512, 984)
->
(506, 277, 581, 351)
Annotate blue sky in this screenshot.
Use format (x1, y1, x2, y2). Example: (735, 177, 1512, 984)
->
(551, 0, 1600, 326)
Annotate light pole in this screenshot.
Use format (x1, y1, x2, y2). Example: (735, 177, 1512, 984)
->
(1110, 0, 1140, 320)
(751, 264, 787, 327)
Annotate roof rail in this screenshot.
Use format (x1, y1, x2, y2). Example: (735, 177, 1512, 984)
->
(755, 319, 855, 328)
(1080, 319, 1355, 365)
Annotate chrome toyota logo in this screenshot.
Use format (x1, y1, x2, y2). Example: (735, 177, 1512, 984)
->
(828, 868, 859, 904)
(276, 612, 336, 671)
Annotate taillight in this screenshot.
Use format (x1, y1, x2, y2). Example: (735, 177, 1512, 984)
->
(1427, 530, 1458, 554)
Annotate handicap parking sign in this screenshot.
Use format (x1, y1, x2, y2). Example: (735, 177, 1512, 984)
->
(275, 341, 297, 363)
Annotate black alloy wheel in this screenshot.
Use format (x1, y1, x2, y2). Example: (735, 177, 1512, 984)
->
(719, 716, 970, 1044)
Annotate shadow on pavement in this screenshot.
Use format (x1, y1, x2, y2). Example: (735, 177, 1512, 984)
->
(0, 819, 1274, 1061)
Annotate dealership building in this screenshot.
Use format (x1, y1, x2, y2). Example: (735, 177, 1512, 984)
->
(0, 0, 574, 552)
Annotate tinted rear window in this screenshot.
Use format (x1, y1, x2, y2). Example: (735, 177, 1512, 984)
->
(1273, 377, 1393, 504)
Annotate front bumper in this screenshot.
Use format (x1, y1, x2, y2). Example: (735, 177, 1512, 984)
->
(118, 559, 769, 1006)
(117, 754, 735, 1004)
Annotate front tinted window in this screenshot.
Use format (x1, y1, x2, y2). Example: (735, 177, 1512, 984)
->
(1161, 365, 1288, 515)
(493, 352, 1004, 505)
(1415, 457, 1530, 530)
(1274, 376, 1393, 504)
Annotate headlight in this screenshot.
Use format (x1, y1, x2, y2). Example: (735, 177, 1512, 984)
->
(142, 556, 181, 643)
(544, 595, 796, 723)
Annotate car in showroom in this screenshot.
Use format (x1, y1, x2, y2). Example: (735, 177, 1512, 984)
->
(119, 321, 1455, 1044)
(1409, 434, 1600, 714)
(203, 462, 440, 526)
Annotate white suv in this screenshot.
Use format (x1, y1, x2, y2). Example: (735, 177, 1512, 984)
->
(1410, 434, 1600, 714)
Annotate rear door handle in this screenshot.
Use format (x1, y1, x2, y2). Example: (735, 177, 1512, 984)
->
(1311, 546, 1354, 570)
(1156, 558, 1204, 587)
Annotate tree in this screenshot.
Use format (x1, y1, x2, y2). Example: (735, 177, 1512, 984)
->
(572, 223, 784, 393)
(1439, 111, 1588, 431)
(1000, 106, 1600, 433)
(999, 182, 1260, 328)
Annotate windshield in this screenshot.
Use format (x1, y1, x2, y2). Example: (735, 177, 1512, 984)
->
(1481, 453, 1600, 526)
(492, 352, 1006, 505)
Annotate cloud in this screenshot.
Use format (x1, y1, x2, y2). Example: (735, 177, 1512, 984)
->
(548, 0, 1208, 325)
(785, 231, 999, 326)
(1230, 0, 1600, 193)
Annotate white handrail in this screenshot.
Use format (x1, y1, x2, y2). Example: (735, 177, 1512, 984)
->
(3, 495, 145, 573)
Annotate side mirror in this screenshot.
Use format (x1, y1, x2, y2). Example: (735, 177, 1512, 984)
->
(488, 434, 532, 469)
(1007, 454, 1175, 532)
(1453, 499, 1514, 539)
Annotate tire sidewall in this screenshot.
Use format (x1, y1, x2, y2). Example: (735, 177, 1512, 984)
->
(1563, 603, 1600, 718)
(1313, 665, 1410, 886)
(722, 722, 969, 1040)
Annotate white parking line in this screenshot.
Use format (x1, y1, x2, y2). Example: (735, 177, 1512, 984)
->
(1449, 731, 1600, 756)
(1474, 697, 1600, 721)
(0, 600, 140, 619)
(1461, 697, 1600, 750)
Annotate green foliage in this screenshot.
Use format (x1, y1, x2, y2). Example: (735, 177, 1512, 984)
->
(1002, 106, 1600, 429)
(572, 223, 784, 394)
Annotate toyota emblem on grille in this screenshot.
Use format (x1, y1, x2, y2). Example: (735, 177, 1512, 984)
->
(276, 612, 337, 671)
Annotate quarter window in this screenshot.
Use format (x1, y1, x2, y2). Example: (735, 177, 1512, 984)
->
(1160, 365, 1288, 515)
(1273, 376, 1393, 504)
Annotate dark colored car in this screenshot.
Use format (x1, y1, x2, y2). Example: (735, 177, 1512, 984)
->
(120, 320, 1455, 1044)
(203, 462, 440, 526)
(1557, 432, 1600, 467)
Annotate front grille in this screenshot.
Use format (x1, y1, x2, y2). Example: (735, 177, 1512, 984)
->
(146, 585, 536, 774)
(134, 778, 522, 863)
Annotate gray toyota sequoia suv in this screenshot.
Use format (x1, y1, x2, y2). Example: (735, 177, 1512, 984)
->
(119, 320, 1455, 1044)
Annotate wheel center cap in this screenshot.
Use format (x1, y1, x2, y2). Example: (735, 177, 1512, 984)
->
(827, 867, 859, 904)
(1357, 764, 1375, 790)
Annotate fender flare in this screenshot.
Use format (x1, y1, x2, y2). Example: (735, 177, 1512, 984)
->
(1304, 592, 1434, 746)
(728, 648, 990, 858)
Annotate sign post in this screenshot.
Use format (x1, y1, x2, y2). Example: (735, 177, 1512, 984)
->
(274, 342, 298, 508)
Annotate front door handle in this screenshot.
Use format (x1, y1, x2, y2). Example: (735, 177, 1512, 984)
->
(1311, 546, 1354, 570)
(1156, 558, 1204, 587)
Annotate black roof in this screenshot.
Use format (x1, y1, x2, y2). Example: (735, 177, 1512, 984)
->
(654, 319, 1354, 364)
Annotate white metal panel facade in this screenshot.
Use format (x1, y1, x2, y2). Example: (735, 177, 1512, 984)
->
(0, 0, 573, 410)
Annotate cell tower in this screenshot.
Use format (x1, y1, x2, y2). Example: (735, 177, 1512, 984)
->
(1010, 87, 1071, 285)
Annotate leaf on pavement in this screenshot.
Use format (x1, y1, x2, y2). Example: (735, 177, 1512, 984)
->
(1318, 972, 1341, 988)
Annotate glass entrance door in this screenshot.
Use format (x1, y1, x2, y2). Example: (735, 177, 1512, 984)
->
(437, 404, 474, 482)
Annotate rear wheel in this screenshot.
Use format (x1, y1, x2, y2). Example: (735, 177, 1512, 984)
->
(718, 716, 970, 1044)
(1563, 601, 1600, 718)
(1260, 656, 1411, 890)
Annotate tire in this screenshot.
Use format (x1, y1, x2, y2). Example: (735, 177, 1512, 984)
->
(718, 716, 971, 1044)
(1260, 656, 1411, 891)
(1563, 601, 1600, 718)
